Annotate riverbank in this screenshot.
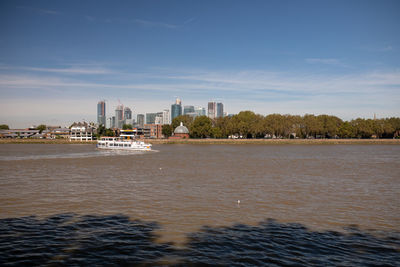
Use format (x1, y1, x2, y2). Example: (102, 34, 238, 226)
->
(1, 138, 399, 145)
(147, 138, 400, 145)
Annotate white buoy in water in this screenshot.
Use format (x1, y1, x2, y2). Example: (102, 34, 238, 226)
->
(159, 167, 162, 170)
(237, 200, 240, 204)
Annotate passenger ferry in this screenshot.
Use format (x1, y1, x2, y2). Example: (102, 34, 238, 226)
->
(97, 137, 152, 151)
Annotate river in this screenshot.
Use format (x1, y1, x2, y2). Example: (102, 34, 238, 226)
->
(0, 144, 399, 265)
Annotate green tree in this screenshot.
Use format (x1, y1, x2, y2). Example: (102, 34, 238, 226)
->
(303, 114, 323, 138)
(338, 121, 355, 138)
(162, 124, 173, 137)
(317, 115, 343, 138)
(122, 124, 133, 130)
(36, 124, 47, 133)
(191, 116, 213, 138)
(265, 114, 286, 138)
(104, 128, 115, 137)
(171, 115, 193, 130)
(351, 118, 375, 138)
(211, 127, 222, 138)
(231, 111, 259, 138)
(0, 124, 9, 130)
(250, 114, 266, 138)
(214, 117, 235, 138)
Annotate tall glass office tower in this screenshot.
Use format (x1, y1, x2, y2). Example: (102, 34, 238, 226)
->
(171, 98, 182, 121)
(97, 101, 106, 126)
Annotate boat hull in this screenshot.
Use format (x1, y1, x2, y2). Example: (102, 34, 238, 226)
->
(97, 137, 152, 151)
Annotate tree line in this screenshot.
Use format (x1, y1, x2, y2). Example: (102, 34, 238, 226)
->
(164, 112, 400, 139)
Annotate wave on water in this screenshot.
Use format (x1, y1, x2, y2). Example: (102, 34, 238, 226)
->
(0, 149, 159, 161)
(0, 214, 399, 266)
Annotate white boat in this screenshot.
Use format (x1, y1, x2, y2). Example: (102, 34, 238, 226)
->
(97, 137, 152, 151)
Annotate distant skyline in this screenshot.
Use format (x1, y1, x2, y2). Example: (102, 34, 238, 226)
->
(1, 0, 399, 128)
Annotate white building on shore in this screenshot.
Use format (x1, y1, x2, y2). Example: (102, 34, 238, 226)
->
(70, 122, 95, 141)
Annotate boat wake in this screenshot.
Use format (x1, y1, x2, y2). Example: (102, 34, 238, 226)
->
(0, 149, 159, 161)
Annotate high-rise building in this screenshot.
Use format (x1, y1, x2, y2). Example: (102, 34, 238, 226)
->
(183, 105, 195, 115)
(208, 102, 216, 119)
(146, 113, 157, 124)
(123, 107, 132, 125)
(195, 107, 206, 117)
(124, 107, 132, 120)
(155, 112, 164, 125)
(111, 116, 116, 128)
(162, 109, 170, 125)
(97, 101, 106, 126)
(137, 114, 144, 127)
(171, 98, 182, 121)
(217, 103, 224, 118)
(115, 105, 124, 128)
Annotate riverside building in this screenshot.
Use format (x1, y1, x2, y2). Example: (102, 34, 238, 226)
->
(163, 109, 171, 125)
(146, 113, 157, 124)
(137, 114, 144, 127)
(70, 122, 94, 141)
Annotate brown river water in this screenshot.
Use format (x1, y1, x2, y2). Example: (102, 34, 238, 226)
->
(0, 144, 399, 265)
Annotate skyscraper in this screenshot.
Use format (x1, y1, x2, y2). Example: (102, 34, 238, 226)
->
(208, 102, 216, 119)
(124, 107, 132, 120)
(162, 109, 170, 125)
(137, 114, 144, 127)
(154, 112, 164, 125)
(195, 107, 206, 117)
(123, 107, 132, 125)
(171, 98, 182, 121)
(111, 116, 116, 128)
(146, 113, 157, 124)
(217, 102, 224, 118)
(115, 104, 124, 129)
(97, 101, 106, 126)
(183, 105, 195, 115)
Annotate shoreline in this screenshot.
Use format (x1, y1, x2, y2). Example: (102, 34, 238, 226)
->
(0, 138, 399, 145)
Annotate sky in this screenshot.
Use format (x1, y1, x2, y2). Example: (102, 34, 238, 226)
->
(0, 0, 399, 128)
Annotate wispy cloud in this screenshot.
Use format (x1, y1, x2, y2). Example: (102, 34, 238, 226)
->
(183, 17, 196, 25)
(102, 17, 183, 29)
(361, 45, 394, 52)
(1, 66, 399, 126)
(25, 67, 112, 75)
(85, 15, 95, 22)
(0, 65, 113, 75)
(134, 19, 179, 29)
(381, 45, 393, 52)
(306, 58, 341, 65)
(1, 66, 399, 96)
(16, 6, 59, 15)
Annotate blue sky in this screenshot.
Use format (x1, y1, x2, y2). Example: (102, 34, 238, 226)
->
(0, 0, 399, 127)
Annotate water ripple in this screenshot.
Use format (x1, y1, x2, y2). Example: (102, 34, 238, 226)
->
(0, 215, 399, 266)
(0, 150, 158, 161)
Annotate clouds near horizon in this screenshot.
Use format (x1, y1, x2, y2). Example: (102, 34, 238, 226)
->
(0, 1, 399, 127)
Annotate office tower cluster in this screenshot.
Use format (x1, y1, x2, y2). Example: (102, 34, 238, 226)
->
(207, 102, 224, 119)
(97, 98, 225, 129)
